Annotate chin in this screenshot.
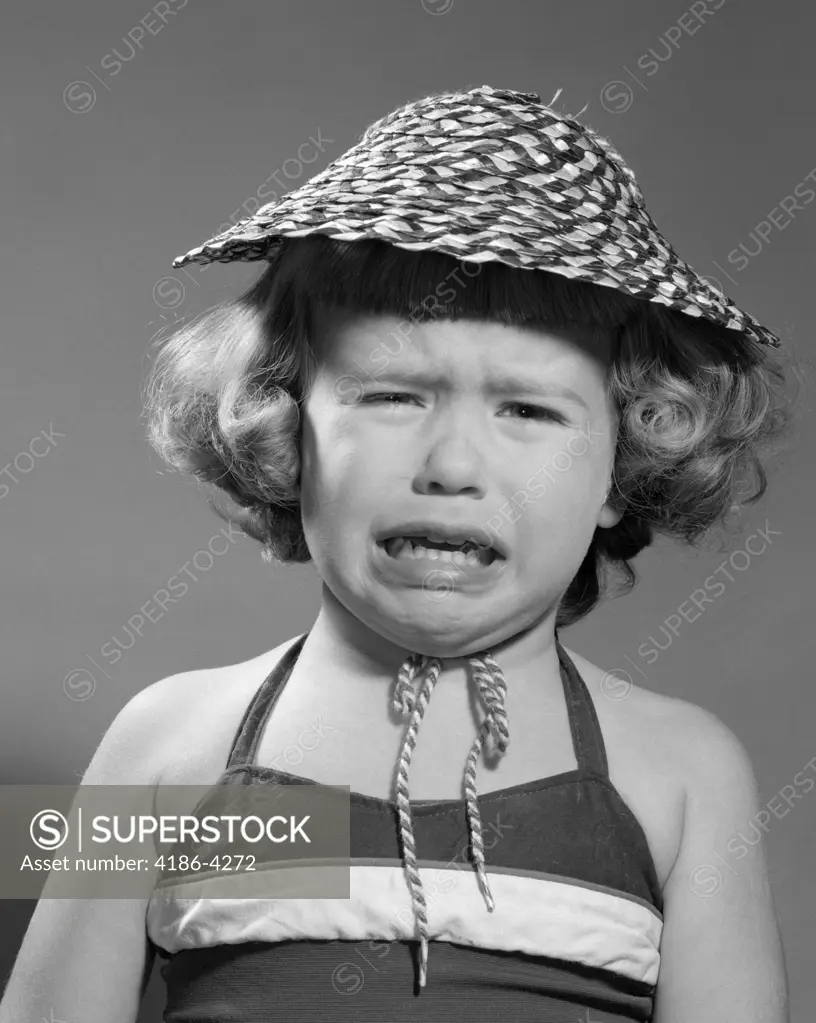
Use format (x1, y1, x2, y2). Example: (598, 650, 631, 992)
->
(371, 609, 509, 660)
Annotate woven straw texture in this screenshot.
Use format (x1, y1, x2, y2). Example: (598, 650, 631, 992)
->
(173, 84, 780, 349)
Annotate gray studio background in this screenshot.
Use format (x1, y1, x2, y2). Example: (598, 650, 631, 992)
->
(2, 1, 814, 1020)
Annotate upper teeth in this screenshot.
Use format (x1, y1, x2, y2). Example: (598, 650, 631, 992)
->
(385, 536, 492, 564)
(426, 534, 473, 547)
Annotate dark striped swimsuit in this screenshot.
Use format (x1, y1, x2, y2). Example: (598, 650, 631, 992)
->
(147, 633, 664, 1021)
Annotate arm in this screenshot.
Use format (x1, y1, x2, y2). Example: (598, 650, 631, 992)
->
(0, 675, 187, 1023)
(653, 704, 789, 1022)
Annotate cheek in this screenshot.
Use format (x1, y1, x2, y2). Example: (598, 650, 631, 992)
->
(300, 411, 390, 525)
(510, 442, 613, 536)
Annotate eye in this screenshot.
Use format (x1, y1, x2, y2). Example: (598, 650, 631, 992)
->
(359, 394, 565, 422)
(361, 392, 418, 406)
(499, 402, 564, 423)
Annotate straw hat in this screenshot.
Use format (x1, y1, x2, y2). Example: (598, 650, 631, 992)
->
(172, 84, 779, 349)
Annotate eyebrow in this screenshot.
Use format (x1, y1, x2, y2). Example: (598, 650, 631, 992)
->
(360, 367, 590, 411)
(487, 374, 590, 410)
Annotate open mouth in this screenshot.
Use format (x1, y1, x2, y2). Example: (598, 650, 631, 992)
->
(379, 535, 500, 566)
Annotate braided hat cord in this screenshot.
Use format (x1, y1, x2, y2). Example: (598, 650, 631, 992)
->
(392, 649, 510, 990)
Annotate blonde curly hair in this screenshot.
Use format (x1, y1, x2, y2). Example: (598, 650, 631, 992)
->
(142, 236, 797, 628)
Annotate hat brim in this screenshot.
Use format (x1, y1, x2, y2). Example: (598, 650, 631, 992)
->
(173, 197, 779, 350)
(171, 85, 780, 349)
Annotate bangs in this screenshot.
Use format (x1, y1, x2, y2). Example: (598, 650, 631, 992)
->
(266, 235, 645, 335)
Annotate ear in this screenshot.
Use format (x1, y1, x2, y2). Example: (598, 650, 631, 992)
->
(597, 488, 623, 529)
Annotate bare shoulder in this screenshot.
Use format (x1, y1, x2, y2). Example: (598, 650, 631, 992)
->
(149, 634, 306, 787)
(559, 644, 750, 890)
(565, 642, 761, 813)
(144, 634, 303, 705)
(633, 676, 762, 807)
(561, 642, 740, 766)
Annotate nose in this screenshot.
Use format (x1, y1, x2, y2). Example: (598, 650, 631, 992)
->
(413, 428, 487, 498)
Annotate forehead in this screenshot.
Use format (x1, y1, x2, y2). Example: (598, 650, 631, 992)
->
(311, 306, 614, 378)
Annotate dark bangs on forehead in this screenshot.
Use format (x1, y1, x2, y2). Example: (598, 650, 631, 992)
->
(268, 235, 644, 336)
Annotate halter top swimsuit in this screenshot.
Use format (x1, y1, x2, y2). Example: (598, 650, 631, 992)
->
(146, 632, 664, 1021)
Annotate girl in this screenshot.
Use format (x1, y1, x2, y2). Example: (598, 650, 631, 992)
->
(2, 85, 795, 1023)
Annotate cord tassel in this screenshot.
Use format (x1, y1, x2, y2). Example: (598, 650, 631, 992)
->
(392, 652, 442, 990)
(463, 652, 509, 913)
(391, 648, 509, 990)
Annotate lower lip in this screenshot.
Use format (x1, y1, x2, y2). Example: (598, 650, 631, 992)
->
(372, 540, 507, 590)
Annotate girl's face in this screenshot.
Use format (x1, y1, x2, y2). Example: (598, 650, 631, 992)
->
(299, 306, 622, 657)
